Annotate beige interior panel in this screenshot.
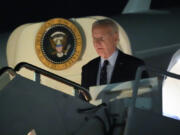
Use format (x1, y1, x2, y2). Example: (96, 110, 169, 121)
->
(7, 23, 32, 67)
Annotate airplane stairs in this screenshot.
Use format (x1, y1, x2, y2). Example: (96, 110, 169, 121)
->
(0, 62, 180, 135)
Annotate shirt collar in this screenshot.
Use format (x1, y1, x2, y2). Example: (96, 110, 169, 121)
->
(100, 49, 118, 67)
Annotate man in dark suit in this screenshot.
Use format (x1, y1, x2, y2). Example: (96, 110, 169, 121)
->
(81, 19, 148, 89)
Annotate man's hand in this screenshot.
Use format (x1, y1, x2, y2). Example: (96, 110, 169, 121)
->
(78, 90, 89, 102)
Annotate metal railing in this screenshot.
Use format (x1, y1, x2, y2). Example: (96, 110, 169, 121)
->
(131, 65, 180, 108)
(0, 67, 16, 77)
(0, 62, 91, 101)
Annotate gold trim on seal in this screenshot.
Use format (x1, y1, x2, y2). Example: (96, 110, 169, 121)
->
(35, 18, 83, 70)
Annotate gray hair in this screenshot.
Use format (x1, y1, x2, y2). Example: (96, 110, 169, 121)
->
(92, 19, 119, 33)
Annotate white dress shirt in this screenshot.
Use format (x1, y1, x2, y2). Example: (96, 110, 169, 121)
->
(96, 49, 118, 85)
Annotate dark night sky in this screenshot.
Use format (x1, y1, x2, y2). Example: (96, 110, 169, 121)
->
(0, 0, 180, 33)
(0, 0, 126, 32)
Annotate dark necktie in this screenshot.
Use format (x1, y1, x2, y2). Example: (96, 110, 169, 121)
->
(100, 60, 109, 85)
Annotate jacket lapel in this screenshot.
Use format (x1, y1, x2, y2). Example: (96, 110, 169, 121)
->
(90, 57, 100, 86)
(110, 50, 125, 83)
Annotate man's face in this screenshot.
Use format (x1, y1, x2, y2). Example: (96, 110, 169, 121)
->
(92, 26, 119, 59)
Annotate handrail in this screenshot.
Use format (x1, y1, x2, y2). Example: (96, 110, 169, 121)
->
(146, 65, 180, 80)
(131, 64, 180, 108)
(0, 67, 16, 77)
(14, 62, 91, 101)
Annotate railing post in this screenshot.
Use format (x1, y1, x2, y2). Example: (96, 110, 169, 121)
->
(35, 71, 40, 84)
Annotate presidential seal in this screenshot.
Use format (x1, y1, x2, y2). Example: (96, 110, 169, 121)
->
(35, 18, 83, 70)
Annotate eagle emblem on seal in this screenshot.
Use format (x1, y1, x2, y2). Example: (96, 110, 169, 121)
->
(49, 31, 71, 58)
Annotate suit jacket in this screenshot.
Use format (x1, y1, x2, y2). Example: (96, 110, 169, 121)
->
(81, 50, 148, 89)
